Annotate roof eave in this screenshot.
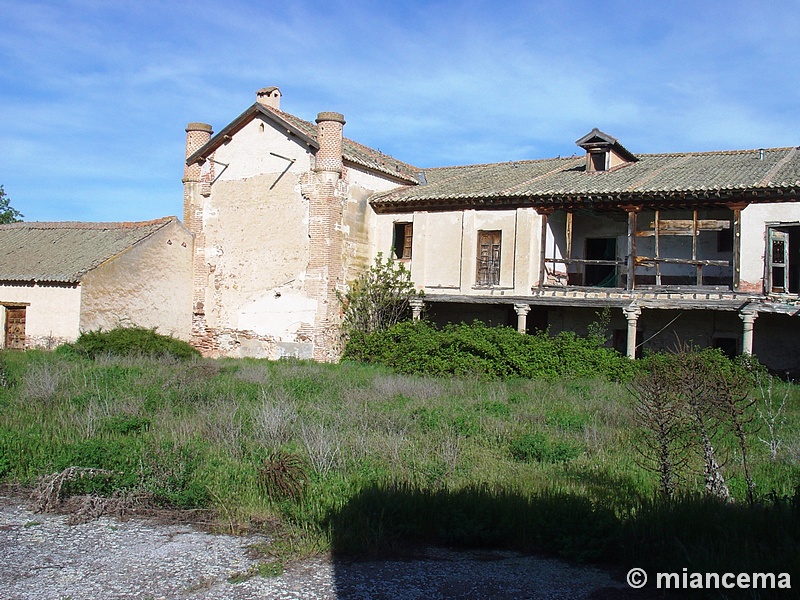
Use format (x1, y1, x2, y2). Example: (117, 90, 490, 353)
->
(370, 185, 800, 214)
(185, 104, 318, 166)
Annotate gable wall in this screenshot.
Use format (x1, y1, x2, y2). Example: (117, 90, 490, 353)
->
(190, 116, 412, 359)
(79, 220, 193, 339)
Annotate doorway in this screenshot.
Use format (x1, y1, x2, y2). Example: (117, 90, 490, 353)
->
(4, 306, 26, 349)
(584, 238, 617, 287)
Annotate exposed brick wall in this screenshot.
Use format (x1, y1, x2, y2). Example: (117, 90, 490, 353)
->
(182, 123, 213, 352)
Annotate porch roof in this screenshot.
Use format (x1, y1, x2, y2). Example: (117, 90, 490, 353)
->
(371, 146, 800, 213)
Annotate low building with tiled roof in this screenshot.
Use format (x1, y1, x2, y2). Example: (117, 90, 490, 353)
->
(182, 87, 800, 374)
(0, 217, 192, 348)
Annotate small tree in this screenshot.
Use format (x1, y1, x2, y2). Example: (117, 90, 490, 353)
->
(0, 185, 23, 224)
(340, 253, 423, 343)
(631, 348, 759, 502)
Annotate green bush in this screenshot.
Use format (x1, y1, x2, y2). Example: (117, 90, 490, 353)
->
(509, 432, 584, 463)
(344, 320, 636, 382)
(57, 327, 200, 361)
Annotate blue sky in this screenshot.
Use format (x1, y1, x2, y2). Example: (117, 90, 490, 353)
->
(1, 0, 799, 222)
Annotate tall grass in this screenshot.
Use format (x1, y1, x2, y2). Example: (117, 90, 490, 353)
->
(0, 350, 798, 584)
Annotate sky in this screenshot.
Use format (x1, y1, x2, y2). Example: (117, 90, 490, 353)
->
(1, 0, 799, 222)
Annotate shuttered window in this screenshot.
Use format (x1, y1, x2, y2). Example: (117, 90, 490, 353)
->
(477, 231, 501, 286)
(393, 222, 413, 260)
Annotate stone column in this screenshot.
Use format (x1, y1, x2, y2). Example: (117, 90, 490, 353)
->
(514, 303, 531, 334)
(409, 298, 424, 321)
(622, 303, 641, 359)
(739, 308, 759, 355)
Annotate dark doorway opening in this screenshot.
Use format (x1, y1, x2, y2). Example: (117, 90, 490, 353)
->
(585, 238, 617, 287)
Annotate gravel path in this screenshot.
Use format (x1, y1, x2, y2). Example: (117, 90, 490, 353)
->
(0, 493, 629, 599)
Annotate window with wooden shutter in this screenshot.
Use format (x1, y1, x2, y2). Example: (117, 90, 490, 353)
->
(393, 222, 413, 260)
(476, 230, 501, 286)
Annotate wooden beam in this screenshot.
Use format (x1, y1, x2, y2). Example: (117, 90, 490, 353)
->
(637, 219, 731, 235)
(733, 207, 742, 291)
(627, 209, 638, 291)
(538, 211, 549, 287)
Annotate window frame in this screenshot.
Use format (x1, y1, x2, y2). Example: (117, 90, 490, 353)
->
(476, 230, 502, 286)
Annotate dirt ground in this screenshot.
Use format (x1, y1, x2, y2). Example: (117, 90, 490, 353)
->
(0, 487, 634, 599)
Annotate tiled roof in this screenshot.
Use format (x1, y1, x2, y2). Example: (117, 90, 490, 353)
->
(0, 217, 176, 283)
(187, 104, 421, 184)
(371, 147, 800, 211)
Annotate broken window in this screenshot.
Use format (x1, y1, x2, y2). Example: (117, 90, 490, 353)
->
(767, 225, 800, 294)
(393, 222, 413, 260)
(477, 230, 501, 286)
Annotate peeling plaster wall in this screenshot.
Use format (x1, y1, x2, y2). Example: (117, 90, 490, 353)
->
(194, 116, 412, 359)
(740, 202, 800, 293)
(0, 283, 81, 347)
(343, 167, 404, 277)
(199, 117, 313, 358)
(79, 220, 193, 340)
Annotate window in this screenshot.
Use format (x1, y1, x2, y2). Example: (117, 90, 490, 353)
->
(589, 151, 607, 172)
(477, 230, 501, 286)
(393, 222, 413, 260)
(767, 225, 800, 294)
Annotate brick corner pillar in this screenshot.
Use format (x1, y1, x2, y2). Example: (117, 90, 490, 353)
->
(182, 122, 213, 353)
(314, 112, 346, 185)
(307, 111, 347, 361)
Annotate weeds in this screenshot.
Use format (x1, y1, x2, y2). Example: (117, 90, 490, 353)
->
(0, 349, 797, 580)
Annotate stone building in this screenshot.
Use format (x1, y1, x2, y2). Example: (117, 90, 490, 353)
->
(0, 218, 192, 348)
(185, 88, 800, 373)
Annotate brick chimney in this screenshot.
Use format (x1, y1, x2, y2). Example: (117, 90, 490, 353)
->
(182, 122, 213, 183)
(256, 86, 282, 110)
(314, 111, 345, 183)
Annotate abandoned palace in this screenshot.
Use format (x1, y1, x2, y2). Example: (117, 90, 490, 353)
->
(1, 86, 799, 374)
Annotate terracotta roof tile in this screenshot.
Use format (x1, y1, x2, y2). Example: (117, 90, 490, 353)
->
(371, 147, 800, 210)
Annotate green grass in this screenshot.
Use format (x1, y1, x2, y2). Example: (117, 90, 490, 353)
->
(0, 349, 798, 588)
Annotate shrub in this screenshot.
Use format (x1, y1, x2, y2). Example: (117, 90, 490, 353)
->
(58, 327, 200, 361)
(509, 432, 583, 463)
(340, 253, 423, 349)
(345, 320, 636, 382)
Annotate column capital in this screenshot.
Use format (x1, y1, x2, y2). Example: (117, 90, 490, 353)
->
(513, 303, 531, 316)
(409, 297, 424, 320)
(623, 303, 641, 319)
(739, 308, 759, 323)
(409, 297, 425, 309)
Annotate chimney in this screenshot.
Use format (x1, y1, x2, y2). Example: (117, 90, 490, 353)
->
(314, 111, 346, 182)
(183, 122, 213, 182)
(256, 86, 282, 110)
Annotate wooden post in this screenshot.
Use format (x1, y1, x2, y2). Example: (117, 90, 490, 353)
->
(536, 208, 553, 287)
(625, 207, 639, 291)
(728, 202, 748, 292)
